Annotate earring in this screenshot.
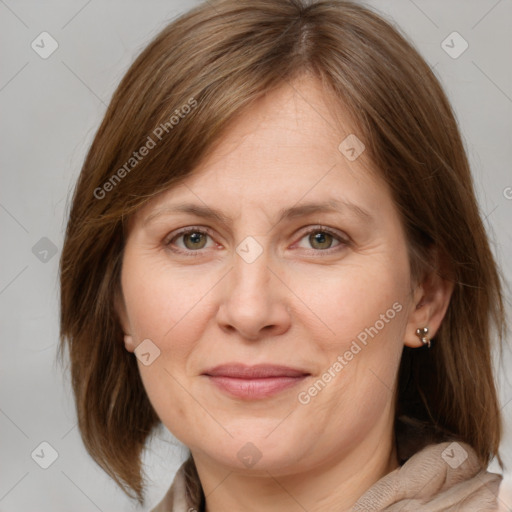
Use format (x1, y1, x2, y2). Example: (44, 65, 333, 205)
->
(415, 327, 431, 348)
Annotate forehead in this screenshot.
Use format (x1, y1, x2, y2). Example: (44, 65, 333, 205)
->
(190, 74, 366, 175)
(134, 74, 390, 225)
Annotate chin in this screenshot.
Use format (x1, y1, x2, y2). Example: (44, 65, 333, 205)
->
(190, 430, 312, 474)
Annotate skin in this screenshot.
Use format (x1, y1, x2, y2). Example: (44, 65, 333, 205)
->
(117, 73, 453, 511)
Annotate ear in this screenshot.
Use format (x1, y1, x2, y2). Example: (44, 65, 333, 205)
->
(114, 287, 136, 353)
(404, 248, 454, 348)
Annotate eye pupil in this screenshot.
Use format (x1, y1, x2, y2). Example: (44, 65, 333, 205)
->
(309, 231, 333, 249)
(184, 232, 207, 249)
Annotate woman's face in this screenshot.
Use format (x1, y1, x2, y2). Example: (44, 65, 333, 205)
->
(119, 75, 424, 476)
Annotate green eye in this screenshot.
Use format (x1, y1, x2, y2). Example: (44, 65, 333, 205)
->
(182, 231, 208, 250)
(308, 231, 335, 250)
(166, 228, 214, 253)
(167, 225, 347, 256)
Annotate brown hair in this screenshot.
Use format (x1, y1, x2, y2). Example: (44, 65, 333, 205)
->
(58, 0, 506, 505)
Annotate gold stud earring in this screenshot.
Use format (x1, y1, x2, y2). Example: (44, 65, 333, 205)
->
(415, 327, 431, 348)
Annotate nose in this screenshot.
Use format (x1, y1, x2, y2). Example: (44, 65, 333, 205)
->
(215, 251, 292, 341)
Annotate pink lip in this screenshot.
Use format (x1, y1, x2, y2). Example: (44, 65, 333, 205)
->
(202, 363, 310, 400)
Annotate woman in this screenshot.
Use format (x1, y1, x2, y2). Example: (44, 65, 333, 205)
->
(58, 0, 506, 510)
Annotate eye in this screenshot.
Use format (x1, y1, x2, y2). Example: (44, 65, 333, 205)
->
(165, 227, 216, 253)
(295, 227, 347, 252)
(164, 225, 348, 256)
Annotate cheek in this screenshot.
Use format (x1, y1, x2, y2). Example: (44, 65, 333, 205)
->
(121, 254, 219, 350)
(121, 255, 229, 441)
(291, 255, 409, 421)
(289, 254, 410, 352)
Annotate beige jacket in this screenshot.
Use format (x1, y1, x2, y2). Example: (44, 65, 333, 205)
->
(151, 441, 502, 511)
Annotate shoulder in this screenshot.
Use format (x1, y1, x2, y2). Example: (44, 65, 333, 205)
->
(353, 441, 502, 511)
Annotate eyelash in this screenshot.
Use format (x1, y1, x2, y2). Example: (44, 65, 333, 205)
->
(164, 225, 350, 257)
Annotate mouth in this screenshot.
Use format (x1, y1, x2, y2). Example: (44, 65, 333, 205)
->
(201, 363, 310, 400)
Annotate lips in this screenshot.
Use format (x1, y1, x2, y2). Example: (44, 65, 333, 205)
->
(203, 363, 309, 378)
(202, 363, 310, 399)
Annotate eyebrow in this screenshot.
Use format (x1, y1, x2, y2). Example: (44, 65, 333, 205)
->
(142, 199, 373, 228)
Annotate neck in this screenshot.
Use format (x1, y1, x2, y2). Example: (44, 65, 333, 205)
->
(192, 422, 398, 512)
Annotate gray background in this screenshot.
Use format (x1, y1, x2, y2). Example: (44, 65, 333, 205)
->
(1, 0, 511, 510)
